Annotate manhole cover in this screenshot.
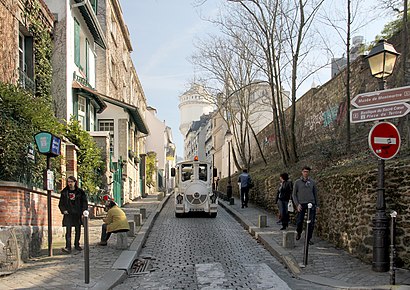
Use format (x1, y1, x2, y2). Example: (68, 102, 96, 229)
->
(129, 257, 155, 276)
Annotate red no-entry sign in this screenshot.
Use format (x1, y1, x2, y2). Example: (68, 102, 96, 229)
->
(368, 122, 401, 160)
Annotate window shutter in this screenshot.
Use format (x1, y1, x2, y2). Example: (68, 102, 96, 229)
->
(74, 19, 80, 66)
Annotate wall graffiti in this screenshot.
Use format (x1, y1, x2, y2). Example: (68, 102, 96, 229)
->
(305, 101, 347, 131)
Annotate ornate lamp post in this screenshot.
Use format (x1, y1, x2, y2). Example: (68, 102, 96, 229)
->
(224, 129, 233, 200)
(366, 39, 400, 272)
(210, 146, 216, 190)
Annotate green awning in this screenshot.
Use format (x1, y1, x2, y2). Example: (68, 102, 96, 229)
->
(73, 0, 106, 49)
(72, 81, 106, 113)
(100, 96, 149, 135)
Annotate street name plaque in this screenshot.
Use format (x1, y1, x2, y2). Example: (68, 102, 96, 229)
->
(351, 85, 410, 108)
(350, 102, 410, 123)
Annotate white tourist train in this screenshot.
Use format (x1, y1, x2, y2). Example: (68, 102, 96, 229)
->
(171, 156, 218, 218)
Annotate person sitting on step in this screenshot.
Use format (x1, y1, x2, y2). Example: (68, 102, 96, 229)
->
(97, 200, 130, 246)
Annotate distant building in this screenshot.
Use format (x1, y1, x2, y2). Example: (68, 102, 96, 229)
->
(146, 107, 176, 193)
(184, 114, 212, 161)
(179, 83, 215, 142)
(331, 35, 364, 78)
(331, 57, 348, 78)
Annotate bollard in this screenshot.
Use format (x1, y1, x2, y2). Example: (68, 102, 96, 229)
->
(157, 192, 165, 201)
(134, 213, 142, 226)
(139, 208, 146, 220)
(83, 210, 90, 284)
(258, 215, 267, 228)
(390, 211, 397, 285)
(229, 197, 234, 205)
(116, 232, 128, 249)
(303, 203, 313, 266)
(283, 231, 295, 248)
(128, 221, 135, 237)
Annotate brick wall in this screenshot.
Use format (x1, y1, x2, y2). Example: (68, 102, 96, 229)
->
(0, 182, 62, 227)
(0, 182, 65, 260)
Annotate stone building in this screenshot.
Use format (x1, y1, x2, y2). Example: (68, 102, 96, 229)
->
(145, 106, 176, 193)
(0, 0, 66, 263)
(94, 0, 149, 204)
(179, 83, 214, 159)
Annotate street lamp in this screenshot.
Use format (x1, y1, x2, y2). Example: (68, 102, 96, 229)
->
(210, 146, 216, 190)
(367, 39, 400, 90)
(366, 39, 399, 273)
(224, 129, 233, 200)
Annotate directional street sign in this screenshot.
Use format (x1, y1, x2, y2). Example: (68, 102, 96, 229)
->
(350, 102, 410, 123)
(368, 122, 400, 160)
(351, 85, 410, 108)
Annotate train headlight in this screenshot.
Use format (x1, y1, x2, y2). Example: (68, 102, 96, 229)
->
(176, 194, 183, 204)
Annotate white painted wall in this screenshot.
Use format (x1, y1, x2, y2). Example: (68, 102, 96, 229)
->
(97, 103, 127, 161)
(146, 108, 166, 170)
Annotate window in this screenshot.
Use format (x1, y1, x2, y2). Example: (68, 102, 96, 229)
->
(181, 164, 193, 182)
(78, 96, 86, 129)
(110, 16, 117, 42)
(18, 32, 34, 91)
(99, 120, 114, 154)
(87, 41, 96, 88)
(90, 104, 95, 131)
(199, 164, 207, 181)
(90, 0, 98, 14)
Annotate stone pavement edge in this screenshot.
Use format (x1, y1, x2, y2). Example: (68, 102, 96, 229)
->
(0, 192, 171, 290)
(218, 194, 410, 290)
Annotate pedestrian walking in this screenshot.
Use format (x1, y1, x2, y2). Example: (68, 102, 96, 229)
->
(58, 176, 88, 253)
(292, 166, 319, 245)
(238, 168, 252, 208)
(275, 173, 293, 230)
(97, 200, 130, 246)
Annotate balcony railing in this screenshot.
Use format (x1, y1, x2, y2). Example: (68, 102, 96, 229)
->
(73, 71, 93, 89)
(18, 70, 35, 94)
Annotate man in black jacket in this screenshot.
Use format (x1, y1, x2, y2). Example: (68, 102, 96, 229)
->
(58, 176, 88, 253)
(292, 166, 319, 245)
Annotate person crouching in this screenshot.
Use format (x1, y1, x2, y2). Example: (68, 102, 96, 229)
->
(97, 200, 129, 246)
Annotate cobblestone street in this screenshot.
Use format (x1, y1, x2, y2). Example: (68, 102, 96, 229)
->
(115, 198, 323, 290)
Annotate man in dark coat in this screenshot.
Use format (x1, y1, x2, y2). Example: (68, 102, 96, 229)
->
(58, 176, 88, 253)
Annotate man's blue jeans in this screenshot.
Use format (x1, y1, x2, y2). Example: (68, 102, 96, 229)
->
(296, 203, 317, 241)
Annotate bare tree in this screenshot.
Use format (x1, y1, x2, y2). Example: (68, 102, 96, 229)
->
(191, 34, 267, 169)
(210, 0, 324, 166)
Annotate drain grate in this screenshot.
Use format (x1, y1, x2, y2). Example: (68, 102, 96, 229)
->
(129, 257, 154, 276)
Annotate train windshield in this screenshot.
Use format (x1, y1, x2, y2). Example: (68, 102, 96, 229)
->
(181, 164, 193, 181)
(199, 164, 207, 181)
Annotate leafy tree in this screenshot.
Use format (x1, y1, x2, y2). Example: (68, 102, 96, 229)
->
(146, 152, 157, 188)
(65, 117, 104, 198)
(0, 82, 62, 183)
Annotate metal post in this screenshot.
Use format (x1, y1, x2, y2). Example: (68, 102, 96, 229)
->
(372, 79, 389, 272)
(372, 158, 389, 272)
(226, 141, 232, 200)
(390, 211, 397, 285)
(46, 156, 53, 257)
(212, 154, 215, 191)
(303, 203, 312, 266)
(83, 210, 90, 284)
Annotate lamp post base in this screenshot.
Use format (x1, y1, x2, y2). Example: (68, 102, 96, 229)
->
(226, 184, 232, 200)
(372, 209, 389, 272)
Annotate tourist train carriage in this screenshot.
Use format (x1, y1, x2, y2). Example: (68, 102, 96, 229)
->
(171, 157, 218, 218)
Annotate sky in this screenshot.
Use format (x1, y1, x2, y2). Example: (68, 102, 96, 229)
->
(120, 0, 395, 159)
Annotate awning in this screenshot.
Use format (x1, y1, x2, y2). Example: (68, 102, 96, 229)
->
(72, 81, 107, 113)
(100, 95, 149, 135)
(73, 0, 106, 49)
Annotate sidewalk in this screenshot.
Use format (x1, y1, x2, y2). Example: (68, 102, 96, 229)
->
(0, 193, 171, 290)
(218, 195, 410, 290)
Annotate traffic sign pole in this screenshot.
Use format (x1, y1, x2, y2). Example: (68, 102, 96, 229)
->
(368, 122, 401, 272)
